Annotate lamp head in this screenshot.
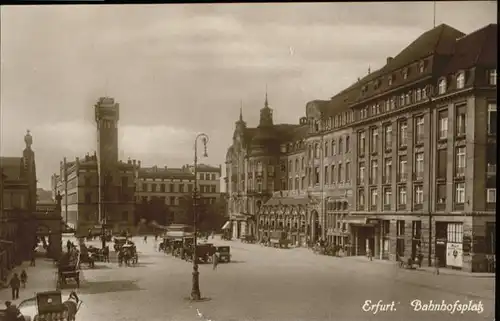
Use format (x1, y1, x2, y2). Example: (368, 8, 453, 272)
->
(202, 136, 208, 157)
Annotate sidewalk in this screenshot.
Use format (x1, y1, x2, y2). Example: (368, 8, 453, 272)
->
(341, 255, 495, 278)
(0, 258, 58, 304)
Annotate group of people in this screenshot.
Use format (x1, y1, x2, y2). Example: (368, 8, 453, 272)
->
(3, 301, 25, 321)
(8, 270, 28, 300)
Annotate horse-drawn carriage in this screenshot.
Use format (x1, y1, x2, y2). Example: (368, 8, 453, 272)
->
(86, 245, 108, 262)
(16, 290, 82, 321)
(56, 252, 80, 290)
(118, 243, 138, 266)
(113, 237, 128, 252)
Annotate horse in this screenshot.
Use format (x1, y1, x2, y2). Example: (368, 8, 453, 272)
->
(63, 291, 82, 321)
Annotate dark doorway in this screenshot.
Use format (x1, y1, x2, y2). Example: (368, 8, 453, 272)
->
(435, 222, 447, 267)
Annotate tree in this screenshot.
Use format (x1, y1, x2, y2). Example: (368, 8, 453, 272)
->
(135, 197, 171, 226)
(176, 195, 227, 232)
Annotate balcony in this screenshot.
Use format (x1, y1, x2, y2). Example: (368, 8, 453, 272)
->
(454, 171, 465, 180)
(382, 176, 392, 184)
(383, 204, 391, 211)
(397, 204, 407, 210)
(415, 134, 425, 146)
(454, 203, 465, 211)
(413, 203, 423, 211)
(397, 173, 408, 183)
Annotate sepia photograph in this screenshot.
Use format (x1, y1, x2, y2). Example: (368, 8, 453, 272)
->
(0, 2, 496, 321)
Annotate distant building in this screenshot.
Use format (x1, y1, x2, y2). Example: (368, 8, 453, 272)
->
(134, 164, 222, 222)
(52, 97, 135, 235)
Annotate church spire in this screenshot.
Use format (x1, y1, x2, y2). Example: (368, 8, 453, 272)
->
(265, 84, 269, 108)
(239, 100, 243, 122)
(258, 88, 273, 127)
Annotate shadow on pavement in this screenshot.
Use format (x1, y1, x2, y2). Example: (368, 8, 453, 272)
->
(227, 260, 246, 264)
(78, 280, 143, 295)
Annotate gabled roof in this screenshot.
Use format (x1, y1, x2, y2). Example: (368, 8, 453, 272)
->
(0, 157, 23, 180)
(441, 24, 497, 75)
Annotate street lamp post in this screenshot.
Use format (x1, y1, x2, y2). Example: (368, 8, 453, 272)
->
(191, 133, 209, 301)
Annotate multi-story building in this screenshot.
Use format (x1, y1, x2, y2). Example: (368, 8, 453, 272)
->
(349, 23, 497, 272)
(224, 23, 496, 272)
(1, 130, 62, 279)
(134, 164, 222, 223)
(52, 97, 135, 235)
(187, 164, 222, 205)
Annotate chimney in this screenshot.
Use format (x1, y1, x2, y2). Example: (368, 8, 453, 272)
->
(164, 166, 168, 170)
(386, 57, 393, 64)
(133, 159, 136, 166)
(138, 161, 141, 168)
(75, 157, 79, 164)
(127, 158, 131, 165)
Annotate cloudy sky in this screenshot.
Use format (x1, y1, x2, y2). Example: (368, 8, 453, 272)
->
(0, 2, 496, 189)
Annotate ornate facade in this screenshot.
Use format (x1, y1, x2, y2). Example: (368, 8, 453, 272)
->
(224, 23, 496, 271)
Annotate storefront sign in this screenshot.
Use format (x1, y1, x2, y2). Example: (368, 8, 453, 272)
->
(446, 242, 463, 268)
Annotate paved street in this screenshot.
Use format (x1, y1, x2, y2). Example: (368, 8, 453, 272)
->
(1, 236, 495, 321)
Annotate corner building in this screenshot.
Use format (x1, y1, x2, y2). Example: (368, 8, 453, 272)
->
(348, 24, 496, 272)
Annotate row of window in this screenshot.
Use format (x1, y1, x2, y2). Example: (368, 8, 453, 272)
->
(308, 136, 351, 159)
(138, 195, 218, 206)
(437, 69, 497, 95)
(358, 185, 496, 209)
(199, 173, 218, 181)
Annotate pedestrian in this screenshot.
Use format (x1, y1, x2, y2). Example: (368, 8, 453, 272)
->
(212, 251, 219, 270)
(4, 301, 24, 321)
(367, 248, 373, 261)
(9, 273, 20, 300)
(434, 255, 440, 275)
(143, 235, 147, 243)
(20, 270, 27, 289)
(154, 234, 158, 242)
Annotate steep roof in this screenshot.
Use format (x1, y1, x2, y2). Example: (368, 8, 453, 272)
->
(324, 24, 465, 115)
(0, 157, 23, 180)
(442, 24, 497, 75)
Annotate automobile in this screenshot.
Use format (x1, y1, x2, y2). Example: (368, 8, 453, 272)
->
(216, 246, 231, 263)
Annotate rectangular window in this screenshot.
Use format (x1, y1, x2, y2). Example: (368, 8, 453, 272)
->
(438, 109, 448, 139)
(338, 138, 343, 154)
(331, 141, 337, 156)
(399, 120, 408, 147)
(358, 189, 365, 207)
(188, 184, 193, 192)
(488, 103, 497, 135)
(414, 185, 424, 204)
(370, 160, 378, 184)
(383, 187, 391, 206)
(437, 184, 447, 205)
(455, 147, 466, 177)
(455, 105, 466, 136)
(315, 167, 320, 184)
(358, 162, 365, 184)
(489, 69, 497, 85)
(142, 183, 147, 192)
(437, 149, 447, 179)
(346, 136, 350, 152)
(169, 184, 175, 193)
(384, 124, 392, 151)
(169, 196, 175, 205)
(371, 127, 379, 153)
(399, 155, 407, 181)
(345, 162, 351, 182)
(338, 163, 343, 183)
(331, 165, 335, 183)
(397, 220, 405, 236)
(487, 188, 496, 203)
(447, 223, 463, 244)
(85, 193, 91, 204)
(160, 184, 165, 192)
(415, 115, 425, 143)
(384, 158, 392, 183)
(151, 184, 157, 192)
(358, 131, 366, 155)
(455, 182, 465, 204)
(415, 152, 424, 178)
(370, 188, 378, 207)
(398, 186, 407, 205)
(324, 166, 329, 185)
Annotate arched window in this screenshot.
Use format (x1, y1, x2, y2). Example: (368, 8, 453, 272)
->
(456, 72, 465, 89)
(295, 159, 299, 171)
(315, 143, 320, 158)
(438, 78, 447, 94)
(324, 141, 329, 156)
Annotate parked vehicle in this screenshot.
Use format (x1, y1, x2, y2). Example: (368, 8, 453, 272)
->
(269, 231, 290, 249)
(216, 246, 231, 263)
(16, 290, 82, 321)
(241, 235, 256, 243)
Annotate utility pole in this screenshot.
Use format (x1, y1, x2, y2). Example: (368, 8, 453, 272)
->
(63, 157, 68, 225)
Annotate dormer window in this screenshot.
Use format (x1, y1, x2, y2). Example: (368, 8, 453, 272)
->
(419, 61, 425, 73)
(388, 75, 393, 86)
(488, 69, 497, 85)
(456, 72, 465, 89)
(400, 94, 405, 106)
(438, 78, 447, 94)
(402, 68, 408, 80)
